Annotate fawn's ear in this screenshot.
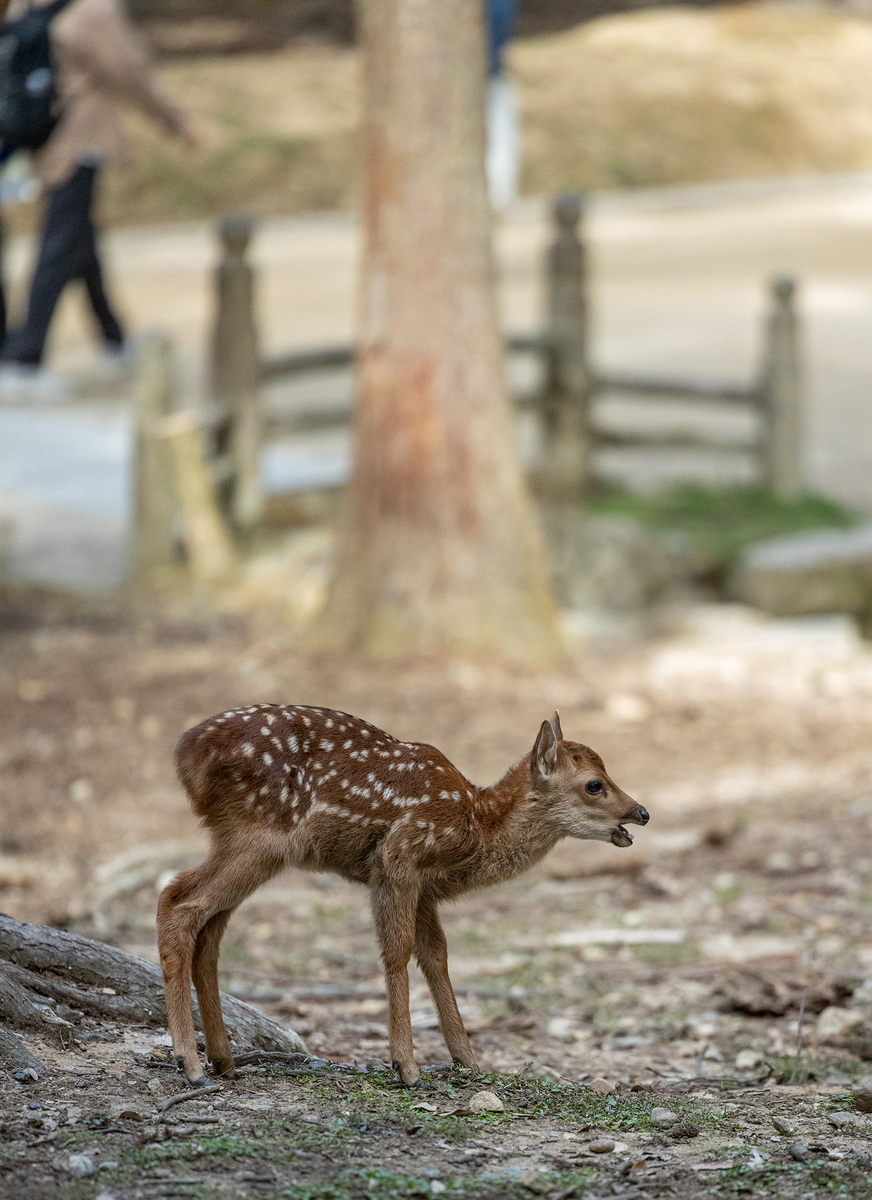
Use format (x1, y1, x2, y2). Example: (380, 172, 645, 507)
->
(532, 719, 559, 782)
(550, 710, 563, 741)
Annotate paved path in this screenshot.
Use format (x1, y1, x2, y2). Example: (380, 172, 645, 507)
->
(2, 172, 872, 589)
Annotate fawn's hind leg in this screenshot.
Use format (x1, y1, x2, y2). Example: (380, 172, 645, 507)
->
(158, 848, 281, 1085)
(414, 896, 478, 1070)
(192, 909, 235, 1078)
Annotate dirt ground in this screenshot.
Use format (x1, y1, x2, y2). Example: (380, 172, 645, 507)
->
(2, 590, 872, 1197)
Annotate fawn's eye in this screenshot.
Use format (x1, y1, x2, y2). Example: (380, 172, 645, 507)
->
(585, 780, 604, 795)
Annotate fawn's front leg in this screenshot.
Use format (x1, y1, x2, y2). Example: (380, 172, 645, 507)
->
(414, 896, 478, 1070)
(372, 881, 420, 1086)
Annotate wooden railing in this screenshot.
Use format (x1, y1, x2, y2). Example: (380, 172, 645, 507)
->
(132, 196, 803, 573)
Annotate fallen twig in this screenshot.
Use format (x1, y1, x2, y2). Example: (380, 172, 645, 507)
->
(789, 985, 808, 1085)
(231, 1050, 322, 1068)
(141, 1179, 203, 1188)
(694, 1043, 710, 1078)
(157, 1086, 221, 1112)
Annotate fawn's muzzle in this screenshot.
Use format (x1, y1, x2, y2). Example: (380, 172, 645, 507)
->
(610, 804, 649, 848)
(624, 805, 649, 826)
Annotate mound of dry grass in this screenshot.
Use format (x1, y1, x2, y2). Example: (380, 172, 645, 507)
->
(60, 4, 872, 227)
(516, 4, 872, 191)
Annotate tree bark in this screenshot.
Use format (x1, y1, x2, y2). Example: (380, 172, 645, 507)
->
(0, 914, 306, 1056)
(0, 1024, 45, 1075)
(0, 962, 52, 1028)
(315, 0, 558, 664)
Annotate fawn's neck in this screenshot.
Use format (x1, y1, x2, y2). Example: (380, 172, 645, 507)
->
(465, 757, 562, 887)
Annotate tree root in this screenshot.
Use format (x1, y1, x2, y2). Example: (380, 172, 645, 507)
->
(0, 1021, 46, 1075)
(0, 913, 306, 1060)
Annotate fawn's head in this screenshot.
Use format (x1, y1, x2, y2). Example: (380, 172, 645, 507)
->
(528, 713, 648, 847)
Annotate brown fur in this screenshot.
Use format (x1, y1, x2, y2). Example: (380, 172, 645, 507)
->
(157, 704, 648, 1086)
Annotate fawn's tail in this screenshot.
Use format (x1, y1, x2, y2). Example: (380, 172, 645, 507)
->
(175, 723, 223, 822)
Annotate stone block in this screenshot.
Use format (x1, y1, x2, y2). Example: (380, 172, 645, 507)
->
(733, 526, 872, 620)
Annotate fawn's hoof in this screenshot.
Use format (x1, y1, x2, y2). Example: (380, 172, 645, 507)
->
(392, 1060, 421, 1087)
(176, 1059, 215, 1089)
(209, 1058, 238, 1080)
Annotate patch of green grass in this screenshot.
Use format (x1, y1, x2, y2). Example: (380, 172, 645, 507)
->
(761, 1053, 862, 1085)
(713, 881, 745, 905)
(704, 1154, 872, 1198)
(590, 483, 855, 583)
(632, 939, 702, 968)
(279, 1167, 595, 1199)
(133, 1133, 261, 1164)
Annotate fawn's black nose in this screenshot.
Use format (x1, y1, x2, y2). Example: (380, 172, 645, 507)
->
(625, 804, 649, 826)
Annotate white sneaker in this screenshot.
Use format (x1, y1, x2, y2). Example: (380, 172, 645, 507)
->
(0, 363, 73, 405)
(94, 342, 136, 379)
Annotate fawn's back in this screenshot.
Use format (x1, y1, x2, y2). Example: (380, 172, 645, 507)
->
(177, 703, 481, 885)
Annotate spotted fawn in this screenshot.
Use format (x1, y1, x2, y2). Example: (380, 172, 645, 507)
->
(157, 705, 649, 1086)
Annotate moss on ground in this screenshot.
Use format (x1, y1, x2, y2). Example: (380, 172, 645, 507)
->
(589, 484, 855, 585)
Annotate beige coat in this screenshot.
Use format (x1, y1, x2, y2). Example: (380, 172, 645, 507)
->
(6, 0, 186, 187)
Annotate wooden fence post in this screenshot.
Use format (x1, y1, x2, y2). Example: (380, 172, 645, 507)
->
(158, 413, 235, 583)
(537, 193, 592, 503)
(760, 276, 803, 497)
(132, 332, 179, 579)
(210, 215, 262, 530)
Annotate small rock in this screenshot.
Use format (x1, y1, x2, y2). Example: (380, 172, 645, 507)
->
(68, 1154, 96, 1178)
(42, 1117, 58, 1131)
(772, 1116, 794, 1135)
(589, 1077, 615, 1095)
(789, 1142, 808, 1162)
(853, 1076, 872, 1113)
(735, 1049, 762, 1070)
(669, 1121, 700, 1139)
(650, 1107, 679, 1129)
(14, 1068, 38, 1083)
(827, 1111, 857, 1129)
(817, 1006, 864, 1041)
(468, 1090, 504, 1113)
(534, 1065, 563, 1083)
(588, 1139, 616, 1154)
(430, 1184, 446, 1195)
(146, 1079, 162, 1093)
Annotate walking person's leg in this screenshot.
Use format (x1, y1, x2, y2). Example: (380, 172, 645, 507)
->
(80, 168, 125, 351)
(83, 252, 125, 350)
(5, 165, 99, 366)
(0, 215, 7, 353)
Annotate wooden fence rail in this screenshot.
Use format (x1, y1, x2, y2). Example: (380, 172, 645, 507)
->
(132, 196, 803, 576)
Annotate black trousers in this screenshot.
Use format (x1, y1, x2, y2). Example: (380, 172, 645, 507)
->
(5, 164, 124, 366)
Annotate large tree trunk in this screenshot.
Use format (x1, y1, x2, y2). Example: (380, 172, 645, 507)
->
(315, 0, 558, 664)
(0, 914, 306, 1072)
